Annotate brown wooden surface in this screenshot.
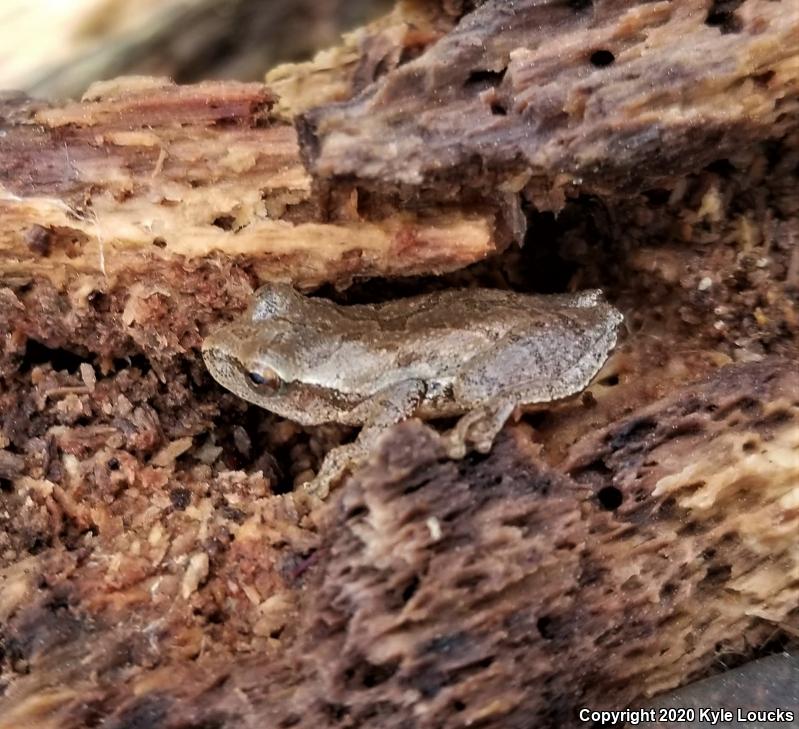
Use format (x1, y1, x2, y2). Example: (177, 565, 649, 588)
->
(1, 1, 799, 728)
(303, 0, 799, 210)
(2, 362, 797, 728)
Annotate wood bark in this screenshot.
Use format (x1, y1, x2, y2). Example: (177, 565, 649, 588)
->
(303, 0, 799, 209)
(2, 362, 798, 728)
(0, 75, 504, 368)
(1, 1, 799, 728)
(0, 76, 501, 291)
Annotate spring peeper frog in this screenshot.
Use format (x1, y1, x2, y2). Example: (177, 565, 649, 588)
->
(202, 284, 623, 497)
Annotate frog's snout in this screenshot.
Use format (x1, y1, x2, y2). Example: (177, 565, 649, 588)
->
(201, 329, 219, 357)
(201, 335, 235, 385)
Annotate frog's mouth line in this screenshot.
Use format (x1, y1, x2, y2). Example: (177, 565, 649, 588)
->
(203, 345, 366, 413)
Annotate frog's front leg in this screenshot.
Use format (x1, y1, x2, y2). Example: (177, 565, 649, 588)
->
(446, 397, 518, 460)
(304, 379, 427, 498)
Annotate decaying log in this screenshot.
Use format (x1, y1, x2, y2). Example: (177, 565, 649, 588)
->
(1, 360, 796, 728)
(302, 0, 799, 209)
(266, 0, 467, 118)
(0, 75, 506, 367)
(229, 360, 799, 727)
(1, 1, 799, 727)
(0, 77, 502, 291)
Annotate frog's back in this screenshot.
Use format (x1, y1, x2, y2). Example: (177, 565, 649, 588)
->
(321, 287, 616, 398)
(360, 287, 606, 334)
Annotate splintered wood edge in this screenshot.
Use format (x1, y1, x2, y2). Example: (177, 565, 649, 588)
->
(0, 76, 503, 293)
(265, 0, 462, 119)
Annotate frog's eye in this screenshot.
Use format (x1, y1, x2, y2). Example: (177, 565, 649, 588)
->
(246, 368, 283, 392)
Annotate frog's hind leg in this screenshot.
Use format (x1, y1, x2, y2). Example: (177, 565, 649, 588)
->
(445, 312, 619, 460)
(304, 379, 426, 499)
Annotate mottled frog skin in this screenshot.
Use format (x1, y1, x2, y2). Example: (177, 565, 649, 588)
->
(203, 284, 623, 496)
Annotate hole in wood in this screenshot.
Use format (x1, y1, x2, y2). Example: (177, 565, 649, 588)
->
(344, 658, 399, 689)
(537, 615, 555, 639)
(397, 574, 420, 605)
(465, 68, 507, 90)
(590, 49, 615, 67)
(597, 485, 624, 510)
(753, 70, 776, 87)
(705, 0, 744, 33)
(170, 487, 191, 510)
(212, 215, 236, 231)
(22, 340, 85, 374)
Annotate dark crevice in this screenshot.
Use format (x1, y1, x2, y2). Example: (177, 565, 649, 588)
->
(169, 488, 191, 511)
(465, 68, 507, 89)
(212, 215, 237, 231)
(589, 49, 615, 67)
(401, 574, 420, 605)
(699, 563, 733, 590)
(705, 0, 745, 33)
(753, 70, 776, 87)
(644, 187, 672, 205)
(343, 658, 399, 690)
(20, 340, 86, 374)
(113, 353, 153, 376)
(597, 486, 624, 511)
(345, 505, 369, 520)
(537, 615, 556, 640)
(706, 158, 736, 176)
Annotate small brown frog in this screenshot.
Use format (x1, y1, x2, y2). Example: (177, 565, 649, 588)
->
(203, 284, 623, 496)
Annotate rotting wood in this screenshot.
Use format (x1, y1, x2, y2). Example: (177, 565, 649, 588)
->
(1, 360, 796, 728)
(301, 0, 799, 209)
(266, 0, 466, 119)
(0, 77, 503, 293)
(1, 1, 799, 727)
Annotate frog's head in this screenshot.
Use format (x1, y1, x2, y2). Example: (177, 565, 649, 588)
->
(202, 284, 352, 424)
(203, 317, 287, 402)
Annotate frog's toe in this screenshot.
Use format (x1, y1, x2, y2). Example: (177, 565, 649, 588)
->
(305, 462, 347, 499)
(446, 436, 468, 460)
(303, 472, 334, 500)
(302, 444, 363, 499)
(448, 399, 516, 459)
(466, 427, 498, 455)
(445, 415, 475, 459)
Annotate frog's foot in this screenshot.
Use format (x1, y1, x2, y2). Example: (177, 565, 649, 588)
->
(303, 442, 365, 499)
(304, 379, 427, 499)
(446, 398, 517, 460)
